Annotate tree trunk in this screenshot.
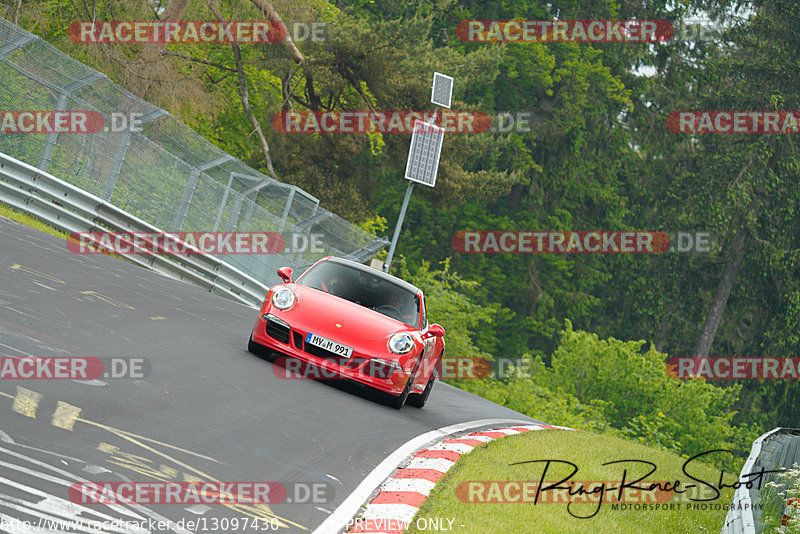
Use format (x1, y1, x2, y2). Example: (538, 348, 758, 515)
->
(693, 230, 746, 358)
(654, 302, 675, 353)
(249, 0, 305, 63)
(231, 43, 279, 180)
(208, 0, 279, 180)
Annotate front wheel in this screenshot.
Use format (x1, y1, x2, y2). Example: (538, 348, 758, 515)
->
(385, 380, 410, 409)
(407, 374, 434, 408)
(248, 333, 277, 361)
(248, 335, 262, 355)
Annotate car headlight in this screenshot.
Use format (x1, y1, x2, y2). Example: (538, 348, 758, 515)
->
(271, 286, 296, 310)
(388, 333, 414, 354)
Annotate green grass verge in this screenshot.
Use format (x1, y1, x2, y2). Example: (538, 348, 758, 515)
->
(0, 203, 72, 240)
(406, 429, 737, 534)
(0, 203, 122, 259)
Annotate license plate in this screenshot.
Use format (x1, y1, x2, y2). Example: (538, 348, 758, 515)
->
(305, 333, 353, 358)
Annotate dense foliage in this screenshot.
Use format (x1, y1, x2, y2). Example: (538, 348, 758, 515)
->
(6, 0, 800, 453)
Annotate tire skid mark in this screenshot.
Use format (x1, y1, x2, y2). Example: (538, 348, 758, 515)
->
(0, 440, 158, 533)
(0, 389, 309, 531)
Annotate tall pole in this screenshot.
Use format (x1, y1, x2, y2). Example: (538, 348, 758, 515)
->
(382, 72, 452, 273)
(383, 181, 414, 273)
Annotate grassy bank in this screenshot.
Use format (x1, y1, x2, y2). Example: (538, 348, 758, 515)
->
(406, 428, 736, 534)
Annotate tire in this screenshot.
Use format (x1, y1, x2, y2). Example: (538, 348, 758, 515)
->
(248, 333, 276, 361)
(385, 380, 410, 409)
(407, 374, 435, 408)
(248, 335, 263, 355)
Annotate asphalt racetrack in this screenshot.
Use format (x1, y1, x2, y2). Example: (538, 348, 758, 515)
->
(0, 217, 538, 533)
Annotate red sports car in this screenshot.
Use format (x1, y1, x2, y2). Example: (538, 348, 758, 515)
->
(248, 256, 446, 408)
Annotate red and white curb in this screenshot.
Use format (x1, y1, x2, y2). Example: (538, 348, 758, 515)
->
(340, 423, 574, 534)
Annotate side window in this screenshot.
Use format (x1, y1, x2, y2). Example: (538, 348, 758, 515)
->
(420, 297, 428, 329)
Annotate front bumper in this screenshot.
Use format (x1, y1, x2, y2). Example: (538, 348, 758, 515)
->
(250, 314, 412, 395)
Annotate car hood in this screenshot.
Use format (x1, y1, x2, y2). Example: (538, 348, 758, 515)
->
(276, 284, 417, 345)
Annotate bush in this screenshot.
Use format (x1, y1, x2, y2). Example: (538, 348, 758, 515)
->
(399, 261, 759, 470)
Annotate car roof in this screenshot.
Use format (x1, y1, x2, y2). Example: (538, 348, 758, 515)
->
(321, 256, 421, 295)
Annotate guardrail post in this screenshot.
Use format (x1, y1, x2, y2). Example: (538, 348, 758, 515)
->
(102, 109, 166, 201)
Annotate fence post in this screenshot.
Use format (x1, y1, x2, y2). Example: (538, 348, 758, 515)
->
(225, 176, 268, 231)
(171, 154, 231, 231)
(102, 109, 166, 201)
(38, 72, 105, 172)
(241, 199, 256, 231)
(213, 173, 235, 232)
(290, 211, 331, 264)
(278, 188, 296, 234)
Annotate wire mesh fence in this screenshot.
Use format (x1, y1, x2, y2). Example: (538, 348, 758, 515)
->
(0, 17, 387, 286)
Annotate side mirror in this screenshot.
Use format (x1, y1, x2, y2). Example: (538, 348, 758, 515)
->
(277, 267, 293, 283)
(427, 324, 446, 338)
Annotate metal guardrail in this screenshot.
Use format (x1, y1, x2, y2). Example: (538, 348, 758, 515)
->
(722, 427, 800, 534)
(0, 151, 271, 308)
(0, 16, 388, 288)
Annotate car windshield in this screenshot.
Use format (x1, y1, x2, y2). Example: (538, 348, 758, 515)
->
(297, 261, 420, 327)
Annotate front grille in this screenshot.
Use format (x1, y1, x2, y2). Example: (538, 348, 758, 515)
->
(265, 318, 291, 344)
(292, 331, 304, 349)
(304, 343, 348, 364)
